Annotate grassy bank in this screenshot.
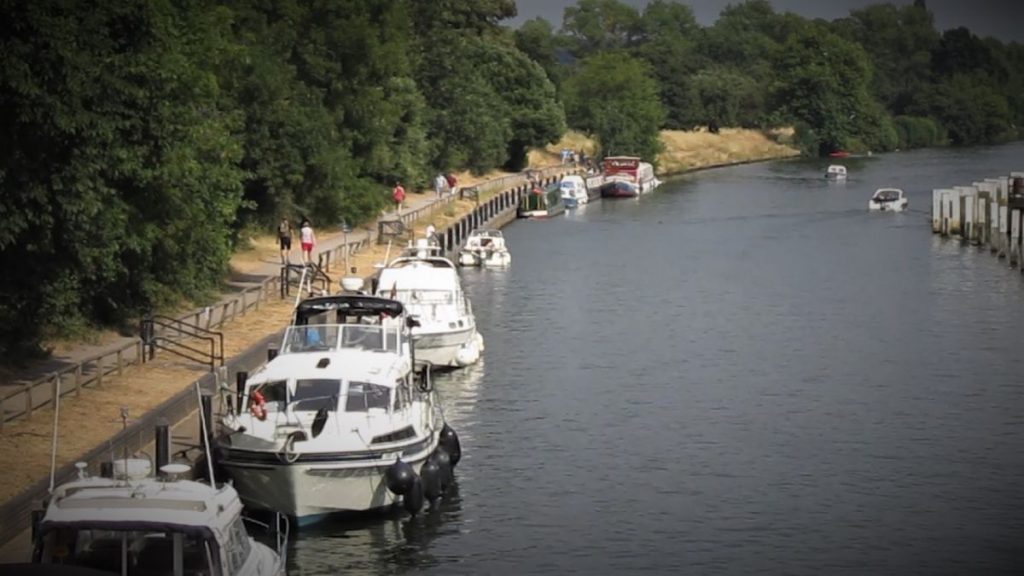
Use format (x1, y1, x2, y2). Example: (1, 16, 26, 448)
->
(533, 128, 799, 176)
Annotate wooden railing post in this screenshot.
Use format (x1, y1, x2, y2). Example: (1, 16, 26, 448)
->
(75, 365, 83, 397)
(117, 349, 124, 376)
(96, 356, 104, 387)
(51, 373, 61, 409)
(23, 383, 32, 419)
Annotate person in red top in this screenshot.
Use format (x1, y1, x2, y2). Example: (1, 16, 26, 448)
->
(392, 182, 406, 210)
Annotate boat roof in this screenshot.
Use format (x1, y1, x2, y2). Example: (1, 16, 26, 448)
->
(560, 175, 585, 185)
(42, 477, 241, 534)
(295, 295, 404, 324)
(827, 164, 847, 171)
(873, 187, 904, 194)
(378, 263, 462, 292)
(468, 229, 503, 238)
(256, 347, 406, 385)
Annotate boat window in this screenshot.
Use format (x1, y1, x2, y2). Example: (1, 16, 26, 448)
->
(284, 325, 339, 353)
(38, 527, 217, 575)
(346, 381, 391, 412)
(253, 380, 287, 407)
(342, 325, 384, 351)
(292, 379, 340, 412)
(393, 378, 409, 411)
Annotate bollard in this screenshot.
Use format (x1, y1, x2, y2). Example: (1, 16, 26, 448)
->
(100, 461, 114, 479)
(155, 419, 170, 472)
(200, 393, 213, 448)
(235, 371, 248, 413)
(268, 347, 278, 362)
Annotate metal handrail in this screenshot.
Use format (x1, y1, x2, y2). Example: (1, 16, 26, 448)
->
(141, 315, 225, 371)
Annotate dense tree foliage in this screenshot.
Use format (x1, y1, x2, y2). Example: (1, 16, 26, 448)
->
(2, 0, 1022, 357)
(561, 53, 665, 160)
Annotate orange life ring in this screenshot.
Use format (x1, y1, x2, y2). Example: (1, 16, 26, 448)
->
(249, 390, 268, 421)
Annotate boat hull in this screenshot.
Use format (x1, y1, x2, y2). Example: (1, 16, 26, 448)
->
(414, 326, 482, 367)
(869, 200, 907, 212)
(220, 441, 436, 519)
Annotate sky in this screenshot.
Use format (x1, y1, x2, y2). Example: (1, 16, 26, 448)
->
(508, 0, 1024, 43)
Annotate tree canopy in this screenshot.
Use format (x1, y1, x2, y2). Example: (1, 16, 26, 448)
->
(1, 0, 1022, 358)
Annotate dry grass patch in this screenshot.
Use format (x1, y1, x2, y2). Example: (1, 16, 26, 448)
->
(658, 128, 798, 174)
(0, 297, 296, 502)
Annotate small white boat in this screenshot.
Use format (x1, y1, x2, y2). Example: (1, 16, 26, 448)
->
(458, 229, 511, 268)
(559, 175, 590, 208)
(825, 164, 848, 180)
(377, 239, 484, 368)
(869, 187, 908, 211)
(32, 460, 287, 575)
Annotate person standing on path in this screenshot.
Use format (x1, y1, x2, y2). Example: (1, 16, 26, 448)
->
(300, 218, 316, 265)
(393, 181, 406, 211)
(434, 173, 448, 198)
(278, 217, 293, 265)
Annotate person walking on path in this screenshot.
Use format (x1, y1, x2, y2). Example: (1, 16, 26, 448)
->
(392, 181, 406, 211)
(278, 217, 293, 265)
(300, 218, 316, 265)
(434, 173, 448, 198)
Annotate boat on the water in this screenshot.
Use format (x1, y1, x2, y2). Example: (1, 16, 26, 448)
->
(869, 187, 908, 211)
(458, 229, 511, 268)
(559, 175, 590, 208)
(32, 459, 287, 575)
(218, 294, 462, 522)
(825, 164, 848, 180)
(376, 240, 484, 368)
(518, 181, 566, 218)
(600, 156, 661, 198)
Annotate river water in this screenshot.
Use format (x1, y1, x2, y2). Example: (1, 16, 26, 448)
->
(288, 144, 1024, 575)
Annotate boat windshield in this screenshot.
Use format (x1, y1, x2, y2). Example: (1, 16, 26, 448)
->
(36, 526, 218, 576)
(293, 378, 341, 412)
(875, 190, 900, 201)
(283, 324, 398, 354)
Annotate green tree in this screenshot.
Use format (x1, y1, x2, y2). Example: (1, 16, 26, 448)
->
(514, 17, 563, 85)
(562, 52, 665, 160)
(770, 25, 885, 155)
(631, 0, 704, 129)
(561, 0, 641, 58)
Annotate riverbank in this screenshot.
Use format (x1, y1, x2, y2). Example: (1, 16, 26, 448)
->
(0, 126, 798, 521)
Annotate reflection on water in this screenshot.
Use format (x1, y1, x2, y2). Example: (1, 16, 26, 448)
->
(287, 486, 464, 575)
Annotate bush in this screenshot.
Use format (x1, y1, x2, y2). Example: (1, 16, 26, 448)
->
(893, 115, 944, 149)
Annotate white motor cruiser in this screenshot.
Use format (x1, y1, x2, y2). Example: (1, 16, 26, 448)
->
(559, 175, 590, 208)
(458, 229, 511, 268)
(869, 187, 908, 211)
(377, 240, 484, 368)
(218, 295, 463, 522)
(31, 460, 286, 575)
(825, 164, 848, 180)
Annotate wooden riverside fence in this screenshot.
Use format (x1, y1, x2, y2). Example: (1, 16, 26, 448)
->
(931, 172, 1024, 268)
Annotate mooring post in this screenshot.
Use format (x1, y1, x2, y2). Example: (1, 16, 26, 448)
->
(200, 392, 213, 449)
(235, 371, 248, 413)
(932, 189, 942, 233)
(267, 347, 278, 362)
(155, 418, 170, 472)
(1011, 209, 1021, 266)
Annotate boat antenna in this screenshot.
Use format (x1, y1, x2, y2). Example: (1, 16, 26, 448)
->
(195, 382, 216, 486)
(47, 376, 62, 494)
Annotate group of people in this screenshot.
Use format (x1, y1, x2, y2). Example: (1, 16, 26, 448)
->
(560, 148, 588, 167)
(392, 173, 459, 211)
(277, 217, 316, 266)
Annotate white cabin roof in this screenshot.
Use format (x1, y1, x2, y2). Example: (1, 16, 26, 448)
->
(560, 175, 585, 186)
(378, 265, 462, 292)
(44, 477, 241, 533)
(255, 347, 406, 385)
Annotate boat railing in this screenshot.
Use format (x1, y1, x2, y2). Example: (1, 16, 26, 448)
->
(280, 323, 403, 355)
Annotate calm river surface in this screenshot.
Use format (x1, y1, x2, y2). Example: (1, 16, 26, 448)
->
(289, 144, 1024, 575)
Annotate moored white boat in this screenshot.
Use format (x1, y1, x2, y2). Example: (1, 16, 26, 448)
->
(458, 229, 511, 268)
(825, 164, 848, 180)
(218, 294, 463, 522)
(559, 175, 590, 208)
(869, 187, 908, 211)
(32, 460, 286, 575)
(377, 240, 484, 368)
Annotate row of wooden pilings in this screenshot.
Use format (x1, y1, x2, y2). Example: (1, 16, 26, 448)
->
(438, 169, 578, 253)
(932, 171, 1024, 267)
